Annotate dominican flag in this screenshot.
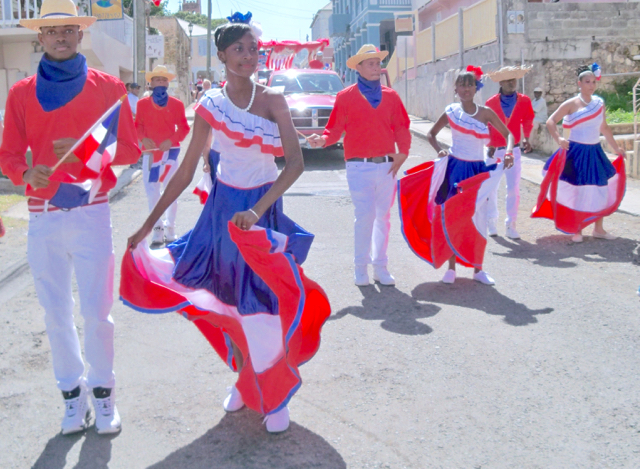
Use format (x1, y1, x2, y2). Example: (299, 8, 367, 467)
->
(398, 158, 501, 270)
(48, 96, 125, 206)
(147, 147, 180, 184)
(192, 173, 212, 204)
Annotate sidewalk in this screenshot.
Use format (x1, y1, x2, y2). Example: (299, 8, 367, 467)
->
(409, 115, 640, 217)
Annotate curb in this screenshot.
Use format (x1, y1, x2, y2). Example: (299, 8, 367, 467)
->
(0, 177, 24, 195)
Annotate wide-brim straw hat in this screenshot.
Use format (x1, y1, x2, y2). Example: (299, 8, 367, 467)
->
(20, 0, 96, 32)
(487, 65, 532, 82)
(346, 44, 389, 70)
(146, 65, 176, 83)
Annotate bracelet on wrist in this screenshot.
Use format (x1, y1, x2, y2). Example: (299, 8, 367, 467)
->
(248, 208, 259, 220)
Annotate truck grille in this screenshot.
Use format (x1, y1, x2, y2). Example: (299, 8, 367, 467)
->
(290, 107, 333, 129)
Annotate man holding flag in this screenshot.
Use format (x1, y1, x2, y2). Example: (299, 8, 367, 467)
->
(0, 0, 139, 435)
(135, 65, 190, 247)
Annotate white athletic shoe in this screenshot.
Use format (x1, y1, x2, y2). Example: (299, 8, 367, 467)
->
(373, 266, 395, 286)
(223, 385, 245, 412)
(150, 226, 164, 248)
(61, 383, 90, 435)
(473, 270, 495, 285)
(264, 406, 290, 433)
(92, 387, 121, 434)
(441, 269, 456, 284)
(354, 265, 369, 286)
(164, 225, 177, 243)
(487, 218, 498, 237)
(505, 225, 520, 240)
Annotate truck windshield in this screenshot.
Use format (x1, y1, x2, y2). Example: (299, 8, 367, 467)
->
(270, 73, 345, 95)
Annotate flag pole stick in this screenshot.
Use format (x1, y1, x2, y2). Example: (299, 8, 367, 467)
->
(50, 95, 127, 173)
(296, 129, 310, 141)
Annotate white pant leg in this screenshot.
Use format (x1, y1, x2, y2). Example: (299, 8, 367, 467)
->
(162, 160, 179, 229)
(346, 161, 377, 267)
(371, 162, 396, 267)
(27, 212, 82, 392)
(504, 146, 522, 226)
(485, 149, 502, 221)
(71, 204, 116, 389)
(142, 153, 163, 230)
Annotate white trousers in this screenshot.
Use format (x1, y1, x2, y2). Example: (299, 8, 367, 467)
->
(345, 160, 396, 267)
(486, 146, 522, 227)
(27, 203, 115, 392)
(142, 152, 178, 230)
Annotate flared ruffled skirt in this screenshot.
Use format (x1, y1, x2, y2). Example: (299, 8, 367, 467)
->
(533, 142, 625, 234)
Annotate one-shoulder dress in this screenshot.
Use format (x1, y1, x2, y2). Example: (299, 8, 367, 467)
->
(120, 88, 331, 416)
(532, 95, 625, 233)
(398, 103, 503, 269)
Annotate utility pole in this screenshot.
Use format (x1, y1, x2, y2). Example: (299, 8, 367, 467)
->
(134, 0, 146, 86)
(206, 0, 212, 80)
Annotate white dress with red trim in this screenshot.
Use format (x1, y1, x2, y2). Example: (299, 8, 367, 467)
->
(120, 88, 331, 416)
(532, 95, 625, 234)
(398, 103, 503, 269)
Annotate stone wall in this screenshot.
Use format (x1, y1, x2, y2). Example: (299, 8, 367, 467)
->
(149, 17, 191, 106)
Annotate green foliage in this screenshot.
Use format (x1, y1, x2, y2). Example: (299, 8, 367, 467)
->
(606, 108, 634, 124)
(149, 0, 169, 16)
(174, 11, 226, 30)
(122, 0, 132, 16)
(599, 78, 635, 113)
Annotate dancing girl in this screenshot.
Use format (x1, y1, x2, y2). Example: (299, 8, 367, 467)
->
(532, 63, 626, 242)
(122, 13, 330, 433)
(398, 67, 514, 285)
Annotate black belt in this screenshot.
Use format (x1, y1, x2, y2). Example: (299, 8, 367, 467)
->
(493, 144, 520, 151)
(349, 156, 394, 163)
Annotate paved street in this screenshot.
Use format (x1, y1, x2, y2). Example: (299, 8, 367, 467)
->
(1, 133, 639, 468)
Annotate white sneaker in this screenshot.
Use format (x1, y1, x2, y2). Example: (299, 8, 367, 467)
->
(61, 383, 90, 435)
(473, 270, 495, 285)
(164, 225, 177, 243)
(150, 226, 164, 248)
(442, 269, 456, 284)
(354, 265, 369, 286)
(505, 225, 520, 239)
(265, 406, 290, 433)
(487, 218, 498, 237)
(373, 266, 395, 286)
(223, 385, 245, 412)
(92, 387, 121, 434)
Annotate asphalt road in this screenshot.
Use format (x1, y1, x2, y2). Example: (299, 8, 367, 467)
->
(1, 135, 639, 468)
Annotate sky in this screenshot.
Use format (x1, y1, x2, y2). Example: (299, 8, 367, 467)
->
(165, 0, 332, 42)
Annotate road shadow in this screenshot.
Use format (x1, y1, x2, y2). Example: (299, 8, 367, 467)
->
(147, 411, 345, 469)
(330, 284, 441, 335)
(32, 428, 117, 469)
(412, 280, 553, 326)
(491, 234, 640, 268)
(276, 148, 346, 172)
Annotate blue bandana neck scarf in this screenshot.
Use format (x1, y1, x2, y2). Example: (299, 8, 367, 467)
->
(500, 91, 518, 118)
(357, 73, 382, 109)
(36, 53, 88, 112)
(152, 86, 169, 107)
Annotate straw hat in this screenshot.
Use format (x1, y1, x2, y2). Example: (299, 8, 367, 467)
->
(145, 65, 176, 83)
(534, 87, 543, 93)
(487, 65, 532, 82)
(20, 0, 96, 32)
(346, 44, 388, 70)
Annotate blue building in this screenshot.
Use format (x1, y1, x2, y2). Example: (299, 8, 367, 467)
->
(329, 0, 412, 84)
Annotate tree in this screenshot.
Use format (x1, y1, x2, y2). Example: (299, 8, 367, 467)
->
(149, 0, 169, 16)
(173, 11, 226, 30)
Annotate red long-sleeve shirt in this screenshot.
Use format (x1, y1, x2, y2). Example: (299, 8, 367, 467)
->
(323, 84, 411, 159)
(0, 69, 140, 200)
(135, 96, 190, 162)
(486, 93, 535, 147)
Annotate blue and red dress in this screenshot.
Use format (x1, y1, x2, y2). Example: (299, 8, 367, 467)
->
(398, 103, 503, 269)
(120, 89, 331, 416)
(532, 96, 625, 233)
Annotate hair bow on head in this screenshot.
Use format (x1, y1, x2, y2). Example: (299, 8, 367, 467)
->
(590, 62, 601, 81)
(227, 11, 252, 24)
(466, 65, 484, 89)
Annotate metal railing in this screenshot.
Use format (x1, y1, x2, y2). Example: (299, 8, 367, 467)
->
(0, 0, 37, 27)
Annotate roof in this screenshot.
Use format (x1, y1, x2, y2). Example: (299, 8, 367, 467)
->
(177, 18, 210, 37)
